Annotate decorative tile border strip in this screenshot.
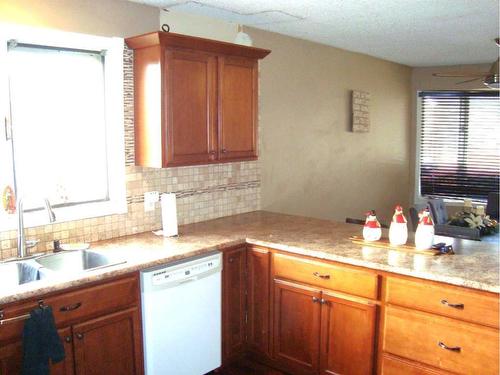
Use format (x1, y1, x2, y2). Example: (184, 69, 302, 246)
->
(126, 180, 261, 205)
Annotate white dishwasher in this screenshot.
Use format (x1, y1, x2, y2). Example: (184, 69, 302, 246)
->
(140, 252, 222, 375)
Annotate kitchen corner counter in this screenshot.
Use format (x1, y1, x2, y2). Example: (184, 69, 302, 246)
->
(1, 211, 499, 305)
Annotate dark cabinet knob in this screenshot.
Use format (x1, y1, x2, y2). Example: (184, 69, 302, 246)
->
(76, 333, 84, 340)
(312, 297, 320, 303)
(64, 336, 72, 343)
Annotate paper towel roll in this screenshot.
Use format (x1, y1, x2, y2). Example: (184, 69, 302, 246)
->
(161, 193, 178, 237)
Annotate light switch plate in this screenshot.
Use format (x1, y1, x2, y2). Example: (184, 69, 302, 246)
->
(144, 191, 159, 212)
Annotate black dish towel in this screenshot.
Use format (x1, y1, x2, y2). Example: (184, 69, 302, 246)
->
(22, 306, 65, 375)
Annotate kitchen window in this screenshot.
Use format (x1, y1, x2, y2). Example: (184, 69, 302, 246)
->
(0, 25, 126, 229)
(416, 91, 500, 203)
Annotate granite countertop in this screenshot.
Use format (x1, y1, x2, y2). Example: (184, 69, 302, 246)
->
(1, 211, 499, 305)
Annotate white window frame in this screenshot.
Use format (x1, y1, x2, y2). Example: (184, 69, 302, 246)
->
(0, 24, 127, 230)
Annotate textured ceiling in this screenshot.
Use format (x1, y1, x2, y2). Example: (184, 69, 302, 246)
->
(128, 0, 500, 67)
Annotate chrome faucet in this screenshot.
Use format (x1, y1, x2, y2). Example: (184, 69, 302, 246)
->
(17, 197, 56, 258)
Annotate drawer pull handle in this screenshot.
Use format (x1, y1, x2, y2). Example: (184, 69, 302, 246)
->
(312, 297, 320, 303)
(438, 341, 461, 352)
(441, 300, 464, 309)
(76, 333, 84, 340)
(64, 336, 72, 343)
(313, 272, 331, 279)
(320, 298, 329, 305)
(60, 302, 82, 312)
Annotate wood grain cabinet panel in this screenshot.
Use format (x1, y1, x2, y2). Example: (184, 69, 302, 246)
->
(381, 354, 455, 375)
(383, 305, 499, 375)
(273, 279, 321, 375)
(0, 340, 22, 375)
(246, 246, 271, 357)
(273, 253, 378, 299)
(72, 307, 142, 375)
(218, 57, 258, 161)
(319, 292, 376, 375)
(164, 49, 217, 166)
(222, 246, 247, 363)
(126, 32, 270, 168)
(385, 276, 499, 328)
(51, 327, 75, 375)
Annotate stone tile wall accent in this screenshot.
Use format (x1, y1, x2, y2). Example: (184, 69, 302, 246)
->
(0, 45, 261, 260)
(352, 90, 370, 132)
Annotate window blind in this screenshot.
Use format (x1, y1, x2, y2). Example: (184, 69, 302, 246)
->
(418, 91, 500, 202)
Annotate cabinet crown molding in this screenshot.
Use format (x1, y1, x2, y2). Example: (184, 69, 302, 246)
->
(125, 31, 271, 59)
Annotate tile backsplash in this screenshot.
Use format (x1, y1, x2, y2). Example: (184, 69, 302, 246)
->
(0, 45, 261, 260)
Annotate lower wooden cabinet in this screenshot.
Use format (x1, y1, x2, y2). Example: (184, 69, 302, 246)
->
(0, 339, 22, 374)
(320, 292, 376, 375)
(273, 279, 322, 375)
(72, 307, 142, 375)
(222, 246, 247, 363)
(246, 246, 271, 358)
(0, 275, 142, 375)
(272, 279, 377, 375)
(51, 327, 75, 375)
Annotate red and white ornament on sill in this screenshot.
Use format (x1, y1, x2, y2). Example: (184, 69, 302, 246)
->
(415, 208, 435, 250)
(363, 210, 382, 241)
(389, 205, 408, 246)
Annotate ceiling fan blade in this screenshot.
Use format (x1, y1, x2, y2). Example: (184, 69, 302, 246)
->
(433, 72, 489, 78)
(455, 77, 482, 84)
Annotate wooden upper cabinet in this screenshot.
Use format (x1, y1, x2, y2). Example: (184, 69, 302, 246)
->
(218, 56, 258, 160)
(165, 49, 217, 166)
(126, 32, 270, 168)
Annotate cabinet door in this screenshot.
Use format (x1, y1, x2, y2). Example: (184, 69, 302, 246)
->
(0, 340, 22, 375)
(72, 307, 142, 375)
(218, 56, 258, 161)
(319, 293, 376, 375)
(222, 246, 247, 363)
(246, 246, 271, 357)
(273, 279, 321, 375)
(165, 49, 217, 166)
(0, 328, 74, 375)
(51, 327, 75, 375)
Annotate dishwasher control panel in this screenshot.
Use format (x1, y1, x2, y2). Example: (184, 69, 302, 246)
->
(151, 256, 221, 286)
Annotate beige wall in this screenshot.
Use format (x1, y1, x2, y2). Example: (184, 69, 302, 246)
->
(159, 10, 413, 223)
(249, 29, 412, 223)
(0, 0, 158, 37)
(410, 64, 491, 206)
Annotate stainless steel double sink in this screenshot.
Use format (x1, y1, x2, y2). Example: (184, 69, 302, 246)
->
(0, 250, 126, 292)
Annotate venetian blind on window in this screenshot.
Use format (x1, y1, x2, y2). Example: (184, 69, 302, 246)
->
(418, 91, 500, 202)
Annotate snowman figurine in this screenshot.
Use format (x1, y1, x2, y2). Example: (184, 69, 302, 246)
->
(415, 208, 435, 250)
(389, 205, 408, 246)
(363, 210, 382, 241)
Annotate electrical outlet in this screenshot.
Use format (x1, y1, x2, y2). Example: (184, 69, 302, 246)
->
(144, 191, 159, 212)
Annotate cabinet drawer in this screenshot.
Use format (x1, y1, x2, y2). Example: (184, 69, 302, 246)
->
(385, 277, 499, 328)
(47, 276, 138, 326)
(381, 354, 453, 375)
(273, 253, 378, 299)
(383, 305, 499, 375)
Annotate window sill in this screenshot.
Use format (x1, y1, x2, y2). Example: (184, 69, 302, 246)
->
(0, 200, 127, 232)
